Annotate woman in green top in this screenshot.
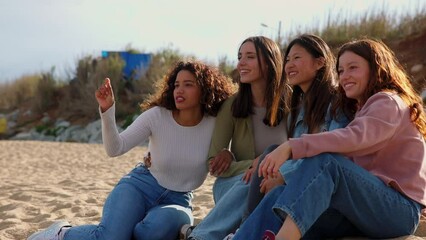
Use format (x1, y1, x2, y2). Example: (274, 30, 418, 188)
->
(186, 36, 290, 240)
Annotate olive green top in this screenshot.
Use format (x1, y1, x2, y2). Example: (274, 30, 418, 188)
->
(208, 95, 257, 177)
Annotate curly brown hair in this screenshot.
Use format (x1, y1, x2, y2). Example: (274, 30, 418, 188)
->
(336, 38, 426, 138)
(141, 60, 236, 116)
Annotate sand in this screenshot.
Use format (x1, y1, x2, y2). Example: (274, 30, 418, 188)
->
(0, 140, 424, 240)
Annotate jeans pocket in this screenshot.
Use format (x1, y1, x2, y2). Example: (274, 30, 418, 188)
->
(132, 164, 149, 175)
(120, 164, 149, 180)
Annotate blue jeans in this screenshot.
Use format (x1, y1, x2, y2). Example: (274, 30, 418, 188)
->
(212, 174, 243, 203)
(244, 144, 303, 222)
(64, 164, 193, 240)
(189, 173, 248, 240)
(244, 144, 279, 221)
(233, 153, 423, 239)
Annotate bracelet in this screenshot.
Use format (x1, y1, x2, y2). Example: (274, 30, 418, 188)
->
(221, 148, 236, 161)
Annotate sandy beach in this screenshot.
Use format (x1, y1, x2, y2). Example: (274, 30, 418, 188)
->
(0, 140, 424, 240)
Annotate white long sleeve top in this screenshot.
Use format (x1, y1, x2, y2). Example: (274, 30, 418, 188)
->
(100, 105, 215, 192)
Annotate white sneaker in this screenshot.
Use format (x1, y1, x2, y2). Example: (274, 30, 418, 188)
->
(179, 224, 195, 240)
(223, 233, 234, 240)
(223, 228, 239, 240)
(27, 221, 71, 240)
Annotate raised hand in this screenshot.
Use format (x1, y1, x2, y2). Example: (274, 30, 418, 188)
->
(95, 78, 115, 112)
(259, 141, 292, 178)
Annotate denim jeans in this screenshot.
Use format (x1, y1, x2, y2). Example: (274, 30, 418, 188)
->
(233, 153, 423, 239)
(189, 173, 248, 240)
(244, 144, 306, 222)
(212, 174, 243, 203)
(64, 164, 193, 240)
(244, 144, 279, 221)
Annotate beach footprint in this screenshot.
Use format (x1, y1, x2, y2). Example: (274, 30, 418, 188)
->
(9, 192, 32, 202)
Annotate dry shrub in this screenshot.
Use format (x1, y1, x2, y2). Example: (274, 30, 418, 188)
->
(58, 55, 124, 120)
(32, 71, 57, 114)
(128, 47, 185, 110)
(0, 75, 39, 111)
(279, 2, 426, 49)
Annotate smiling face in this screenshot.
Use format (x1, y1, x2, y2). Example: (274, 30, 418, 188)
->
(337, 51, 370, 103)
(284, 44, 323, 92)
(237, 41, 266, 85)
(173, 70, 202, 111)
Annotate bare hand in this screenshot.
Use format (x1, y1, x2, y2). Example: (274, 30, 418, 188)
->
(209, 150, 233, 176)
(144, 152, 151, 168)
(95, 78, 115, 112)
(259, 141, 292, 178)
(242, 156, 259, 184)
(260, 174, 284, 194)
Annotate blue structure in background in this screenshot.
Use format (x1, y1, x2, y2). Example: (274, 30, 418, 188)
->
(102, 51, 152, 79)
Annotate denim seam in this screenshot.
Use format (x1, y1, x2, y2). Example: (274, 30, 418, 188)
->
(340, 164, 414, 209)
(340, 163, 420, 232)
(188, 234, 208, 240)
(338, 163, 421, 236)
(155, 189, 170, 204)
(273, 158, 333, 235)
(273, 204, 303, 232)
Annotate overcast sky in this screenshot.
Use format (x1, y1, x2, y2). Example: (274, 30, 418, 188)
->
(0, 0, 422, 83)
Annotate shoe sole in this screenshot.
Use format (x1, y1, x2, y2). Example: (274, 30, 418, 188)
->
(27, 221, 71, 240)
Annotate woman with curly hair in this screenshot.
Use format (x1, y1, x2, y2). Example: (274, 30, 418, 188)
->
(27, 60, 236, 240)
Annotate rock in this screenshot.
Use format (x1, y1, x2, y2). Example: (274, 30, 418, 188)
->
(55, 119, 71, 128)
(10, 132, 32, 140)
(411, 64, 423, 74)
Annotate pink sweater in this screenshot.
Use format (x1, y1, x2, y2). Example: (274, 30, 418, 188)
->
(289, 92, 426, 206)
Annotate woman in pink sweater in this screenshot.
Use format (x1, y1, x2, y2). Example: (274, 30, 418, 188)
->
(232, 38, 426, 239)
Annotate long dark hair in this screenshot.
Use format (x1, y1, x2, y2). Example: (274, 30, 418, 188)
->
(141, 60, 236, 117)
(286, 34, 338, 137)
(233, 36, 290, 126)
(336, 38, 426, 138)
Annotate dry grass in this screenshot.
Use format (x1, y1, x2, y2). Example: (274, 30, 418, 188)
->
(1, 3, 425, 122)
(0, 75, 40, 111)
(279, 2, 426, 49)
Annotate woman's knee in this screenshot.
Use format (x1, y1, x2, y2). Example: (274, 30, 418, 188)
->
(213, 174, 242, 202)
(133, 222, 173, 240)
(133, 205, 192, 240)
(133, 219, 183, 240)
(303, 153, 341, 168)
